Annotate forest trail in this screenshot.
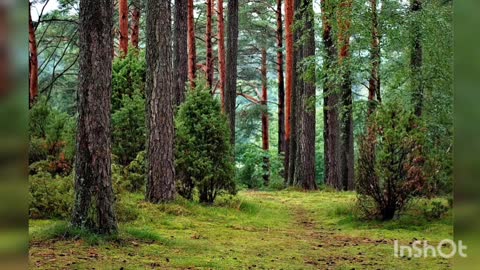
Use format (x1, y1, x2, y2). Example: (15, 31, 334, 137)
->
(29, 191, 452, 269)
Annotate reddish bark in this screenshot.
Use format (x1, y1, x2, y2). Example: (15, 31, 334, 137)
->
(131, 0, 141, 49)
(188, 0, 197, 88)
(119, 0, 129, 56)
(217, 0, 226, 111)
(261, 48, 270, 186)
(277, 0, 286, 155)
(206, 0, 214, 87)
(29, 7, 38, 107)
(284, 0, 294, 180)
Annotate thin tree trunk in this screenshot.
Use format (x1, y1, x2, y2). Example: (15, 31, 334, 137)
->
(119, 0, 128, 56)
(145, 0, 176, 203)
(321, 0, 341, 189)
(337, 0, 354, 191)
(131, 0, 141, 49)
(174, 0, 188, 106)
(217, 0, 227, 111)
(225, 0, 239, 145)
(284, 0, 294, 182)
(276, 0, 286, 156)
(72, 0, 117, 234)
(29, 6, 38, 107)
(261, 48, 270, 186)
(206, 0, 214, 87)
(188, 0, 197, 88)
(411, 0, 423, 117)
(294, 0, 316, 190)
(368, 0, 381, 115)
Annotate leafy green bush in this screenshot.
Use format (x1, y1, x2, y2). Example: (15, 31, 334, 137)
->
(175, 79, 236, 203)
(356, 102, 427, 220)
(29, 172, 74, 219)
(112, 49, 146, 112)
(123, 150, 146, 192)
(112, 91, 146, 165)
(423, 200, 449, 220)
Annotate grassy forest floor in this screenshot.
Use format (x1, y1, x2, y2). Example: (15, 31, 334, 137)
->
(29, 191, 452, 269)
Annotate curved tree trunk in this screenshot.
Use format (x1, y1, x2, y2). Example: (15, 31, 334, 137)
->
(276, 0, 286, 156)
(131, 0, 142, 49)
(119, 0, 129, 56)
(29, 6, 38, 107)
(188, 0, 197, 88)
(145, 0, 176, 203)
(72, 0, 117, 234)
(174, 0, 188, 106)
(261, 48, 270, 186)
(225, 0, 239, 145)
(217, 0, 227, 110)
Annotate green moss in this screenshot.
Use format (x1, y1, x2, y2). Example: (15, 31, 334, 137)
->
(29, 191, 452, 269)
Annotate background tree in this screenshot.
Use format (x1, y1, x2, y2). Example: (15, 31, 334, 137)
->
(284, 0, 293, 181)
(131, 0, 142, 49)
(217, 0, 227, 110)
(225, 0, 239, 144)
(119, 0, 128, 56)
(276, 0, 285, 156)
(174, 0, 188, 106)
(188, 0, 197, 88)
(29, 3, 38, 107)
(145, 0, 176, 203)
(71, 0, 117, 234)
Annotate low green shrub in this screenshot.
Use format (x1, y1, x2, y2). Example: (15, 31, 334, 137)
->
(29, 172, 74, 219)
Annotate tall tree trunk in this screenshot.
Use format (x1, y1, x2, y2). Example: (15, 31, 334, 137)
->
(72, 0, 117, 234)
(29, 6, 38, 107)
(294, 0, 316, 190)
(217, 0, 227, 111)
(276, 0, 286, 156)
(131, 0, 142, 49)
(284, 0, 294, 182)
(337, 0, 354, 191)
(188, 0, 197, 88)
(174, 0, 188, 106)
(225, 0, 239, 145)
(206, 0, 214, 87)
(145, 0, 176, 203)
(119, 0, 129, 56)
(411, 0, 423, 117)
(368, 0, 381, 115)
(261, 48, 270, 186)
(288, 0, 302, 185)
(322, 0, 341, 189)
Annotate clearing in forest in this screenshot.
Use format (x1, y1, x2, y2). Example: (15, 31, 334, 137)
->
(29, 191, 452, 269)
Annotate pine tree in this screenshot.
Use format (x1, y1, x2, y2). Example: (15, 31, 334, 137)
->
(174, 0, 188, 106)
(72, 0, 117, 234)
(225, 0, 239, 145)
(119, 0, 129, 56)
(29, 3, 38, 107)
(145, 0, 176, 203)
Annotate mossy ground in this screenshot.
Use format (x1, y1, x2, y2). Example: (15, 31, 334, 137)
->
(29, 191, 452, 269)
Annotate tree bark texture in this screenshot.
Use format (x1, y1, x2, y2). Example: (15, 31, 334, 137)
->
(321, 0, 341, 190)
(119, 0, 128, 56)
(276, 0, 286, 156)
(188, 0, 197, 88)
(131, 0, 142, 49)
(72, 0, 117, 234)
(29, 6, 38, 107)
(294, 0, 316, 190)
(225, 0, 239, 145)
(174, 0, 188, 106)
(217, 0, 227, 111)
(206, 0, 214, 87)
(284, 0, 294, 182)
(145, 0, 176, 203)
(368, 0, 381, 116)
